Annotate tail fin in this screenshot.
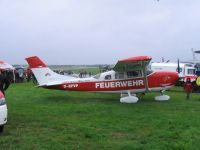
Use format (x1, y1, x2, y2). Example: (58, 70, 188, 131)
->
(25, 56, 76, 86)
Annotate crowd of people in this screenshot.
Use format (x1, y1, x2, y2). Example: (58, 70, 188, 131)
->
(78, 71, 93, 78)
(54, 70, 94, 78)
(0, 68, 39, 97)
(0, 69, 37, 84)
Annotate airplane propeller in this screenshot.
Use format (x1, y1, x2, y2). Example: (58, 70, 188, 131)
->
(177, 59, 180, 73)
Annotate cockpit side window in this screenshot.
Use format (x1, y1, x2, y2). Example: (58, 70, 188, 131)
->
(146, 69, 153, 75)
(127, 70, 142, 78)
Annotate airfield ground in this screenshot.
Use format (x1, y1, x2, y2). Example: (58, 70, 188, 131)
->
(0, 82, 200, 149)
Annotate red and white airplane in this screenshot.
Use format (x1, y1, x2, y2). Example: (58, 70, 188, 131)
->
(25, 56, 179, 103)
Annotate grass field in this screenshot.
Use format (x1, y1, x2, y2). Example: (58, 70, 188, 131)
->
(1, 82, 200, 149)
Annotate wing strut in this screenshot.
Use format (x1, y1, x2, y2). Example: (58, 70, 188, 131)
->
(142, 61, 149, 92)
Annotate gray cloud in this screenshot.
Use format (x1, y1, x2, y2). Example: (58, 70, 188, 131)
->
(0, 0, 200, 64)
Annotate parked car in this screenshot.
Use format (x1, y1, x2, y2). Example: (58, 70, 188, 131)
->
(0, 91, 7, 133)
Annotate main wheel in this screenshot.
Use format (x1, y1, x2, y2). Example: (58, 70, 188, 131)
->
(0, 125, 4, 133)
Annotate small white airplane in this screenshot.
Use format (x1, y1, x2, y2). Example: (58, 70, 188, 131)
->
(25, 56, 178, 103)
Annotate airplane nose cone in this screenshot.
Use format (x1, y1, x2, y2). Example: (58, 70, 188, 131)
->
(170, 72, 179, 84)
(162, 72, 179, 85)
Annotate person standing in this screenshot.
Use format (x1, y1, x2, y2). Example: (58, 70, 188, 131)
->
(0, 70, 10, 96)
(26, 68, 32, 82)
(183, 78, 193, 99)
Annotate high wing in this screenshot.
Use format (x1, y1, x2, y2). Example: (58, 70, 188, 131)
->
(113, 56, 152, 92)
(113, 56, 152, 72)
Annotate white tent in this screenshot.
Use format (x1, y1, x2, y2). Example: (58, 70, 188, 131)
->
(0, 60, 14, 70)
(0, 60, 15, 82)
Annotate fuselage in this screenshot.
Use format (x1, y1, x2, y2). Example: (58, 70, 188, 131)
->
(44, 70, 179, 94)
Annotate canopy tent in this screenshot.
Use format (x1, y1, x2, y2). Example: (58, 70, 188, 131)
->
(0, 60, 14, 70)
(0, 60, 15, 82)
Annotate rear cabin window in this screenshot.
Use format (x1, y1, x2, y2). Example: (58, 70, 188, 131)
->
(127, 70, 142, 78)
(115, 73, 124, 79)
(105, 75, 112, 80)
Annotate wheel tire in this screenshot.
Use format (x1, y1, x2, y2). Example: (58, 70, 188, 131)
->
(0, 125, 4, 133)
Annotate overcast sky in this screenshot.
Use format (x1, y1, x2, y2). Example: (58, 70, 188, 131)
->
(1, 0, 200, 65)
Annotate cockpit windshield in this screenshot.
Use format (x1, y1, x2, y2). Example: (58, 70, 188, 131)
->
(147, 69, 153, 75)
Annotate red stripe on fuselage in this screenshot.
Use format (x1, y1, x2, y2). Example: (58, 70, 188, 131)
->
(60, 78, 145, 91)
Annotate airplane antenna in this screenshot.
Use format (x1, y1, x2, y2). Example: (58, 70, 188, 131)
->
(177, 59, 180, 73)
(162, 57, 164, 62)
(192, 48, 195, 61)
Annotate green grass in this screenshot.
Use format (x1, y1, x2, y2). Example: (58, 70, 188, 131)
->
(1, 83, 200, 149)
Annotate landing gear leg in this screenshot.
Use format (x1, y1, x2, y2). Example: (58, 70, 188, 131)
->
(120, 91, 139, 103)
